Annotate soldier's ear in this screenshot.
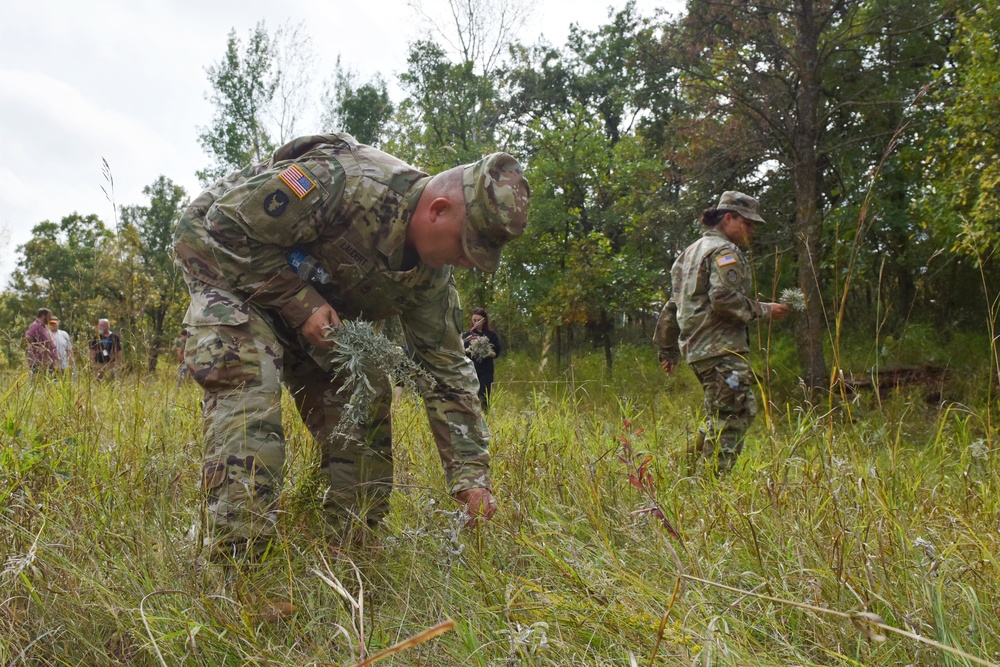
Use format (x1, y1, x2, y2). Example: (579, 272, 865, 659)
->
(427, 197, 452, 223)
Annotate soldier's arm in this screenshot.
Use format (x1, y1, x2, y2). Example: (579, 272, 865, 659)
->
(198, 162, 347, 329)
(706, 250, 767, 323)
(400, 279, 492, 495)
(652, 299, 681, 364)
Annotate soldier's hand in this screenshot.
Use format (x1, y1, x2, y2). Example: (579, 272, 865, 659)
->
(301, 304, 343, 348)
(765, 302, 791, 321)
(453, 487, 497, 527)
(661, 359, 676, 375)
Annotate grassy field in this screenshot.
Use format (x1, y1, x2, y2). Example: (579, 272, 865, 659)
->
(1, 345, 998, 666)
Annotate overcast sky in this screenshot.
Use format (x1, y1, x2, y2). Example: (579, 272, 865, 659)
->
(0, 0, 681, 286)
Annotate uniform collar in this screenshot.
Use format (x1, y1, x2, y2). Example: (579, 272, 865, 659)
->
(380, 175, 432, 269)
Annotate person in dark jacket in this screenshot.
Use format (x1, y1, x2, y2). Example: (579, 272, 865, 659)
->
(462, 307, 501, 412)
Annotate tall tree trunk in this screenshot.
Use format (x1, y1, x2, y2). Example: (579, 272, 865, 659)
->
(600, 307, 613, 373)
(792, 0, 829, 392)
(146, 305, 167, 372)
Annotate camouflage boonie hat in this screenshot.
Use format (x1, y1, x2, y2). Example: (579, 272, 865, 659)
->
(717, 191, 764, 223)
(462, 153, 530, 273)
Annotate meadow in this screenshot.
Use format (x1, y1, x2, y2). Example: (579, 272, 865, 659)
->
(1, 342, 997, 666)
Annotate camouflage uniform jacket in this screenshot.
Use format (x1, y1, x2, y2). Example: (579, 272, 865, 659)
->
(653, 229, 767, 365)
(174, 133, 491, 490)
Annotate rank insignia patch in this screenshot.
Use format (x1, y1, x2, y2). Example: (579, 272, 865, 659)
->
(278, 164, 316, 199)
(716, 254, 737, 267)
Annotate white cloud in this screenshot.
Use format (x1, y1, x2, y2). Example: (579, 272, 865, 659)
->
(0, 0, 679, 285)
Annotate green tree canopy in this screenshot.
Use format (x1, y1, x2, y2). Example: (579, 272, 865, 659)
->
(197, 22, 278, 185)
(919, 0, 1000, 260)
(644, 0, 952, 389)
(121, 176, 189, 369)
(322, 58, 394, 146)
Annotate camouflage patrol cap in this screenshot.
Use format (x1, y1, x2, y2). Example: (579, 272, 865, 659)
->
(717, 191, 765, 223)
(461, 153, 530, 273)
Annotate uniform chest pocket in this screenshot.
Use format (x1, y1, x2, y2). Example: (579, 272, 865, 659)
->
(313, 261, 376, 319)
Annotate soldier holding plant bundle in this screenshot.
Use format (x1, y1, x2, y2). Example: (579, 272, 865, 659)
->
(654, 191, 789, 475)
(174, 132, 529, 559)
(462, 307, 502, 412)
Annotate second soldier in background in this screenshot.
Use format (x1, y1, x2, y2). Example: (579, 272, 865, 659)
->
(654, 192, 788, 475)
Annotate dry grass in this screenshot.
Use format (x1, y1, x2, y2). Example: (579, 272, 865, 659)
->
(0, 346, 997, 666)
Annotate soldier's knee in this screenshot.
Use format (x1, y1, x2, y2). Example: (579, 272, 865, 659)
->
(186, 325, 273, 391)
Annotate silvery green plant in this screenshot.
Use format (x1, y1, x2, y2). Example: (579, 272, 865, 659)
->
(325, 320, 432, 436)
(780, 287, 807, 311)
(467, 335, 494, 361)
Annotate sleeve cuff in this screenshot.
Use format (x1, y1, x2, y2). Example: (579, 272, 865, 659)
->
(278, 285, 329, 328)
(448, 463, 492, 495)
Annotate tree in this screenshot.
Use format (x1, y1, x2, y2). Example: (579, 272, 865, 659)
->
(268, 22, 316, 145)
(389, 0, 532, 323)
(198, 23, 278, 185)
(919, 0, 1000, 259)
(408, 0, 532, 74)
(650, 0, 950, 391)
(7, 214, 113, 326)
(120, 176, 189, 370)
(321, 58, 394, 146)
(390, 0, 532, 166)
(500, 6, 672, 369)
(393, 40, 503, 168)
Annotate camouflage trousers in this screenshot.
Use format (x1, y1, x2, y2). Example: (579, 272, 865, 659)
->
(689, 354, 757, 474)
(185, 308, 393, 557)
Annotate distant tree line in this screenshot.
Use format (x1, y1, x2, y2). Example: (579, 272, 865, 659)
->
(3, 0, 998, 389)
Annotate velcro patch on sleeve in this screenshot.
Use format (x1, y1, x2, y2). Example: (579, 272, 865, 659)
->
(716, 254, 737, 267)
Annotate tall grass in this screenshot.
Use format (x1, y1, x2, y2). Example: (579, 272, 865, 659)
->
(1, 345, 998, 666)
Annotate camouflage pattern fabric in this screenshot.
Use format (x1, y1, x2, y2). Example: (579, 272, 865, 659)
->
(688, 354, 757, 474)
(175, 133, 500, 556)
(653, 229, 767, 365)
(462, 153, 530, 273)
(716, 191, 765, 223)
(653, 227, 774, 473)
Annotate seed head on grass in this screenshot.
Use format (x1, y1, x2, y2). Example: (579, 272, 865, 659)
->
(324, 320, 432, 437)
(780, 287, 806, 311)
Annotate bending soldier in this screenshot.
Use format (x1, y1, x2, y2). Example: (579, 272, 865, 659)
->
(174, 133, 530, 558)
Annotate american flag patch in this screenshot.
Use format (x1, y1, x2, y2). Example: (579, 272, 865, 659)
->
(716, 254, 737, 267)
(278, 164, 316, 199)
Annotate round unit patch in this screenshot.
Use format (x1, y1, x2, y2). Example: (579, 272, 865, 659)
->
(263, 190, 290, 217)
(726, 268, 739, 285)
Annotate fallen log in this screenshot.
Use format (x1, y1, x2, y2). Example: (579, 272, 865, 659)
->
(836, 365, 947, 403)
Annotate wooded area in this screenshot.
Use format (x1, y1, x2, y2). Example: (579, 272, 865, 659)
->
(3, 0, 999, 388)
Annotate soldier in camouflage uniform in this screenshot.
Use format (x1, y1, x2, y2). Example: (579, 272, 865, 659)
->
(653, 192, 789, 474)
(173, 133, 530, 558)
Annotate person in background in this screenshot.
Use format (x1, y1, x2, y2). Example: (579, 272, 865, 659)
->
(24, 307, 57, 375)
(89, 318, 123, 376)
(47, 316, 74, 372)
(462, 307, 501, 412)
(654, 191, 789, 475)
